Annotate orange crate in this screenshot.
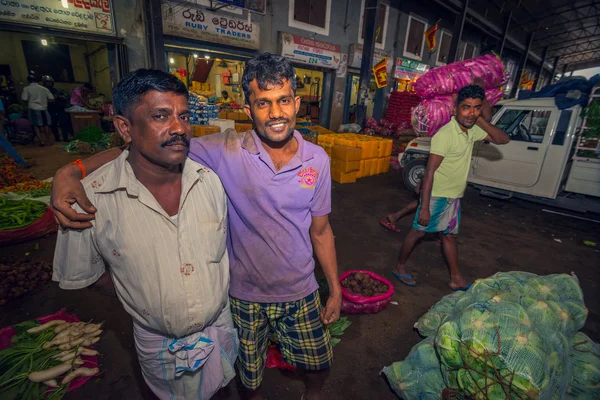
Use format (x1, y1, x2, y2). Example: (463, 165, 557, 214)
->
(331, 168, 357, 184)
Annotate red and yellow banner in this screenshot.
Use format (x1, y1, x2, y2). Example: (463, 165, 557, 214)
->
(372, 57, 388, 88)
(425, 22, 439, 52)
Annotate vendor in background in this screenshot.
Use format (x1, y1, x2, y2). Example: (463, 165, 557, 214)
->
(21, 75, 54, 146)
(0, 98, 31, 168)
(70, 82, 95, 109)
(219, 90, 233, 106)
(42, 76, 71, 142)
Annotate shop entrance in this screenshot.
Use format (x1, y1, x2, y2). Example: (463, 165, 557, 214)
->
(0, 30, 121, 143)
(343, 73, 377, 124)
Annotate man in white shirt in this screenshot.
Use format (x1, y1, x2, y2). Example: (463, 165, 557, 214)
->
(21, 75, 54, 146)
(53, 69, 237, 399)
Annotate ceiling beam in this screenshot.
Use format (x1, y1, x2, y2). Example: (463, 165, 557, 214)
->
(563, 57, 600, 72)
(554, 48, 600, 59)
(535, 19, 600, 41)
(534, 35, 600, 51)
(519, 1, 596, 25)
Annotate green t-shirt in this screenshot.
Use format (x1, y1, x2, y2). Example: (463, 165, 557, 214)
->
(430, 117, 488, 198)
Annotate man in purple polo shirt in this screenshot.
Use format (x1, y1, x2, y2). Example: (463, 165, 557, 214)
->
(50, 53, 341, 400)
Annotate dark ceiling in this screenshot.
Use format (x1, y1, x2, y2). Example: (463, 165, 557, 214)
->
(469, 0, 600, 72)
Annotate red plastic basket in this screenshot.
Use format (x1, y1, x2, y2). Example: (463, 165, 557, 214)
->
(340, 270, 394, 314)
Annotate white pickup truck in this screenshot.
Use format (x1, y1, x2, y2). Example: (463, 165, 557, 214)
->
(399, 97, 600, 213)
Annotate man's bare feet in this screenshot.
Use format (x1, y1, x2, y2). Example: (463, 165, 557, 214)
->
(449, 276, 471, 291)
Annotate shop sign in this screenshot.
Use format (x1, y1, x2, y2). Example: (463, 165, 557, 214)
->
(280, 32, 341, 70)
(162, 1, 260, 50)
(215, 0, 266, 14)
(348, 43, 392, 72)
(372, 58, 387, 88)
(0, 0, 114, 35)
(394, 57, 430, 80)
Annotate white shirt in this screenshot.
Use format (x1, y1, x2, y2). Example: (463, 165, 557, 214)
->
(53, 151, 230, 338)
(21, 83, 54, 110)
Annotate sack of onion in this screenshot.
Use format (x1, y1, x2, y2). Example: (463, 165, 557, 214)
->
(340, 270, 394, 315)
(0, 310, 102, 399)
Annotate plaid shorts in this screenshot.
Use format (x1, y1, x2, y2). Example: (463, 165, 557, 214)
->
(230, 291, 333, 390)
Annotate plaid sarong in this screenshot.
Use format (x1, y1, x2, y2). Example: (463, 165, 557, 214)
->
(230, 291, 333, 390)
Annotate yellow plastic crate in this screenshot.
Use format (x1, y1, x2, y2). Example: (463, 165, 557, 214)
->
(357, 160, 366, 178)
(377, 157, 389, 174)
(376, 139, 393, 158)
(369, 158, 378, 175)
(364, 159, 374, 177)
(311, 125, 337, 136)
(357, 139, 378, 159)
(331, 168, 357, 184)
(331, 159, 360, 173)
(332, 145, 362, 161)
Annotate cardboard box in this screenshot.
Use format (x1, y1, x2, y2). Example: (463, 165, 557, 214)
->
(331, 159, 360, 173)
(208, 118, 235, 132)
(219, 111, 227, 119)
(331, 145, 362, 162)
(191, 125, 220, 137)
(331, 168, 357, 184)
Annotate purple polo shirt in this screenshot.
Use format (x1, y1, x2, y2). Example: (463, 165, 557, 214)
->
(189, 129, 331, 303)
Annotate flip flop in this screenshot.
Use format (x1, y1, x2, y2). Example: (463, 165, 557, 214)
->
(380, 219, 401, 233)
(391, 271, 416, 287)
(451, 283, 472, 292)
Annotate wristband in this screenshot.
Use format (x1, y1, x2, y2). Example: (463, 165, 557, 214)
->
(69, 159, 87, 179)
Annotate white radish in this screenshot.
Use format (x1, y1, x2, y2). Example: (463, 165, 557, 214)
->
(43, 379, 58, 387)
(58, 338, 85, 350)
(53, 323, 71, 333)
(27, 320, 67, 334)
(61, 367, 99, 385)
(83, 323, 102, 334)
(82, 337, 100, 347)
(73, 358, 85, 365)
(28, 363, 72, 382)
(58, 351, 77, 362)
(79, 347, 99, 356)
(82, 329, 102, 339)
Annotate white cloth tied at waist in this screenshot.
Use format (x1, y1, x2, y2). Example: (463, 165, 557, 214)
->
(133, 309, 238, 400)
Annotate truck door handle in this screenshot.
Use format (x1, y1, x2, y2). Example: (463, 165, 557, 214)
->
(527, 146, 538, 151)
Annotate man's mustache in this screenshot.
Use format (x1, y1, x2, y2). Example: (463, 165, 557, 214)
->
(161, 135, 190, 147)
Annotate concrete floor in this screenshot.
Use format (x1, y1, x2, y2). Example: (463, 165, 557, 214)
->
(1, 144, 599, 399)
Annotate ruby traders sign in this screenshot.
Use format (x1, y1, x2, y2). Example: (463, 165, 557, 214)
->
(0, 0, 115, 35)
(394, 57, 430, 80)
(280, 32, 342, 70)
(162, 1, 260, 50)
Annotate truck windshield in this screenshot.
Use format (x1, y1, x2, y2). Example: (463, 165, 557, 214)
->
(495, 109, 551, 143)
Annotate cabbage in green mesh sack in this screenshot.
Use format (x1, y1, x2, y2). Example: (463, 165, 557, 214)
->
(521, 297, 588, 338)
(567, 332, 600, 399)
(436, 301, 555, 399)
(523, 273, 584, 304)
(469, 271, 537, 299)
(381, 337, 445, 400)
(415, 291, 466, 338)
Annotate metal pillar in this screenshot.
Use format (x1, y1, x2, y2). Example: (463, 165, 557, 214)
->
(498, 11, 512, 56)
(510, 32, 535, 98)
(447, 0, 469, 64)
(561, 63, 568, 78)
(550, 57, 559, 85)
(356, 0, 381, 127)
(147, 0, 166, 70)
(534, 46, 548, 91)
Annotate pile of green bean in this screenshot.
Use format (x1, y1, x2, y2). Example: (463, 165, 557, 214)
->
(0, 199, 47, 230)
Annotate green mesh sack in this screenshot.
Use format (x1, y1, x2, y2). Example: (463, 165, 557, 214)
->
(522, 274, 584, 305)
(382, 337, 445, 400)
(521, 297, 588, 338)
(566, 332, 600, 399)
(469, 271, 537, 299)
(435, 301, 560, 400)
(415, 291, 467, 338)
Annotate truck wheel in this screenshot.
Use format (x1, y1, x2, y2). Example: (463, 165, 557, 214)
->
(403, 158, 427, 193)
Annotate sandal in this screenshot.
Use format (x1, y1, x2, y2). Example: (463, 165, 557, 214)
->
(451, 283, 472, 292)
(391, 271, 416, 287)
(380, 219, 401, 233)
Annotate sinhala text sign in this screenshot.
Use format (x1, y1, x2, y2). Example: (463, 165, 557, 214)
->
(162, 1, 260, 50)
(0, 0, 114, 35)
(394, 57, 430, 80)
(280, 32, 341, 70)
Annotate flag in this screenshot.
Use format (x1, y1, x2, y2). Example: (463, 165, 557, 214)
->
(425, 22, 439, 53)
(372, 57, 388, 88)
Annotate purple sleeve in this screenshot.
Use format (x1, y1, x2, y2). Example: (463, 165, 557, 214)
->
(188, 133, 226, 171)
(310, 152, 332, 217)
